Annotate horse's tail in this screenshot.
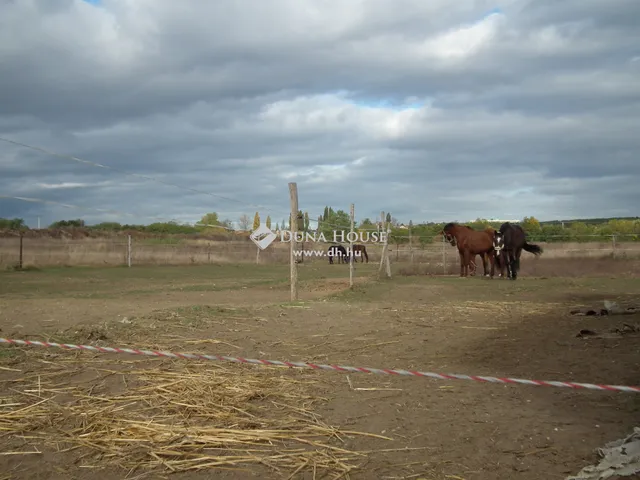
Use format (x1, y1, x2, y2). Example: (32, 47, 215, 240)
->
(523, 242, 543, 256)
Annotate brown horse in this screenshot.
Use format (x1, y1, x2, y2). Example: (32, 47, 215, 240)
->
(454, 227, 495, 277)
(441, 223, 497, 278)
(468, 252, 492, 276)
(477, 227, 498, 276)
(351, 244, 368, 263)
(467, 227, 496, 276)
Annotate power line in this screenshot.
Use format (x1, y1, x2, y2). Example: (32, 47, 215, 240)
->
(0, 136, 390, 231)
(0, 135, 272, 210)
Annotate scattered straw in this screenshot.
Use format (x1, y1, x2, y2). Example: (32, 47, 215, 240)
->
(0, 353, 389, 478)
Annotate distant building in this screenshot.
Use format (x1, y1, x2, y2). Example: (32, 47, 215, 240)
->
(469, 218, 520, 223)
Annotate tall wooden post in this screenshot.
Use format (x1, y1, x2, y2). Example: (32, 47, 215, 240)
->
(288, 183, 299, 301)
(127, 234, 132, 267)
(349, 203, 355, 288)
(18, 232, 24, 270)
(378, 211, 391, 278)
(409, 224, 414, 263)
(442, 235, 447, 275)
(385, 219, 392, 278)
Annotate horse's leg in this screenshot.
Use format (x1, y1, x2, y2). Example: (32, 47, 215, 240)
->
(509, 251, 516, 280)
(503, 251, 510, 278)
(465, 251, 471, 277)
(489, 253, 496, 278)
(463, 249, 471, 277)
(513, 247, 522, 280)
(458, 251, 465, 277)
(482, 253, 489, 277)
(489, 253, 495, 279)
(503, 252, 509, 278)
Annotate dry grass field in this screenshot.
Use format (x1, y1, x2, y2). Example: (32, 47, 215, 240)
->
(1, 235, 640, 270)
(1, 259, 639, 479)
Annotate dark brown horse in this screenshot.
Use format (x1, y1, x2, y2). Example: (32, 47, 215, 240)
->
(492, 223, 543, 280)
(442, 223, 497, 278)
(491, 245, 509, 278)
(327, 244, 347, 264)
(351, 244, 368, 263)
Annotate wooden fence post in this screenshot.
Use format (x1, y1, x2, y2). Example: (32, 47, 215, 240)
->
(442, 235, 446, 275)
(378, 211, 391, 279)
(18, 232, 23, 270)
(289, 182, 299, 301)
(349, 203, 354, 288)
(409, 225, 414, 263)
(378, 212, 385, 276)
(385, 221, 391, 278)
(127, 234, 132, 267)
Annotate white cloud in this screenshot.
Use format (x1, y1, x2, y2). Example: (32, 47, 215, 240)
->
(421, 9, 505, 59)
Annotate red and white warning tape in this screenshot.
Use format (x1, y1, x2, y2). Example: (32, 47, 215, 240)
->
(1, 337, 638, 393)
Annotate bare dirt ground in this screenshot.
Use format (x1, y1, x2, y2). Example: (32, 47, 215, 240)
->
(1, 260, 639, 480)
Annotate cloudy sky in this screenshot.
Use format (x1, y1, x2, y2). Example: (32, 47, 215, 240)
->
(1, 0, 639, 229)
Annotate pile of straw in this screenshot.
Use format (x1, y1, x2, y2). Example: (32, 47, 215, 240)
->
(1, 354, 388, 478)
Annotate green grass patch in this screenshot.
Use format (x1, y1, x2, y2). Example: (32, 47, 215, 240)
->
(0, 348, 21, 362)
(0, 263, 383, 299)
(0, 264, 291, 298)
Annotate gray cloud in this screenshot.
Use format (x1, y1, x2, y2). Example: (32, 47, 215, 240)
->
(1, 0, 639, 228)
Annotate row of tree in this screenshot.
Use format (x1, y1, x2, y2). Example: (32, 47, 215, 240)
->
(1, 213, 639, 243)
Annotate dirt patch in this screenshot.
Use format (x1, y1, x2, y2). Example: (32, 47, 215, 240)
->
(398, 257, 640, 277)
(1, 266, 639, 479)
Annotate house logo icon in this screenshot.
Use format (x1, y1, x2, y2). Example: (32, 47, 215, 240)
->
(249, 223, 277, 250)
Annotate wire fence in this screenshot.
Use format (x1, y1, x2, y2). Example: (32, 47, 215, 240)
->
(1, 233, 639, 270)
